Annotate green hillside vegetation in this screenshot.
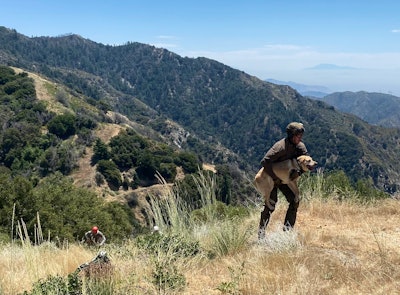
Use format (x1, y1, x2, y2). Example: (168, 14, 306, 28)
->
(0, 66, 248, 243)
(0, 65, 137, 241)
(1, 26, 400, 193)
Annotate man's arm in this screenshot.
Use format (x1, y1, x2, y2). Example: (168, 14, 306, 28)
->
(82, 231, 90, 243)
(290, 142, 309, 180)
(98, 232, 106, 246)
(261, 140, 285, 181)
(262, 160, 279, 181)
(296, 142, 308, 156)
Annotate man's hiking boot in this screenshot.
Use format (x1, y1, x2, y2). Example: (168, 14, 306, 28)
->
(258, 228, 266, 241)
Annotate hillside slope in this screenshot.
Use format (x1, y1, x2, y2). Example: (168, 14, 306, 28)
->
(1, 27, 400, 193)
(20, 68, 234, 225)
(318, 91, 400, 128)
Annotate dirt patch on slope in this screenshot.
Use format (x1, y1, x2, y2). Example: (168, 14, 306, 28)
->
(71, 123, 124, 195)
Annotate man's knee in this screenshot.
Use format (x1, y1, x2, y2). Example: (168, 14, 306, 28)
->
(281, 185, 299, 204)
(286, 194, 299, 214)
(290, 199, 299, 210)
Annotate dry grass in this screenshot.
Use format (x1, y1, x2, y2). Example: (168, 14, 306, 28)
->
(1, 197, 399, 295)
(0, 243, 93, 294)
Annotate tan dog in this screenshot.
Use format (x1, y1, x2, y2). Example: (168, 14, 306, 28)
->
(254, 155, 318, 203)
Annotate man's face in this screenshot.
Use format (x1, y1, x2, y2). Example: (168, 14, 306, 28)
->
(292, 133, 303, 145)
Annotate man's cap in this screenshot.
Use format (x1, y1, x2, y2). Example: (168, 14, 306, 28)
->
(286, 122, 305, 136)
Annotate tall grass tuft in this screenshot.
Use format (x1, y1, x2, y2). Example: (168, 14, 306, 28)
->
(147, 170, 227, 235)
(206, 219, 252, 257)
(17, 218, 31, 247)
(191, 170, 219, 222)
(298, 168, 325, 201)
(299, 168, 359, 201)
(147, 172, 193, 235)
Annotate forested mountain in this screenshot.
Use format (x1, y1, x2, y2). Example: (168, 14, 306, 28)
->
(318, 91, 400, 128)
(265, 80, 400, 128)
(0, 64, 246, 242)
(1, 25, 400, 195)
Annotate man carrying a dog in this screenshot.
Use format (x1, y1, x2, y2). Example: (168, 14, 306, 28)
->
(258, 122, 308, 240)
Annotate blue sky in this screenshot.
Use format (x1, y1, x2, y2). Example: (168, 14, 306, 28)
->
(2, 0, 400, 95)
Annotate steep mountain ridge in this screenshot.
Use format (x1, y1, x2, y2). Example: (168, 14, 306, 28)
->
(1, 26, 400, 193)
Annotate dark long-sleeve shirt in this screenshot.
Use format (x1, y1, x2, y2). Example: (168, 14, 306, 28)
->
(261, 137, 308, 179)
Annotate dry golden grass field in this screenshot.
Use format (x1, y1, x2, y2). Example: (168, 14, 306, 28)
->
(0, 196, 399, 295)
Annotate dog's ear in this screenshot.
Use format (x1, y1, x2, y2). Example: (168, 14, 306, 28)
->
(297, 155, 305, 162)
(299, 157, 311, 170)
(299, 155, 308, 164)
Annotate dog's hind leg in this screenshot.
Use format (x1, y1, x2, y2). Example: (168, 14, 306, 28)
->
(254, 168, 276, 240)
(258, 188, 277, 240)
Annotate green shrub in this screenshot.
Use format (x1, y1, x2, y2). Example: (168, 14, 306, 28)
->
(0, 172, 136, 242)
(97, 160, 122, 189)
(217, 262, 246, 295)
(22, 272, 82, 295)
(355, 178, 389, 201)
(191, 201, 249, 223)
(175, 151, 200, 174)
(91, 138, 110, 164)
(159, 162, 177, 182)
(135, 232, 200, 258)
(47, 113, 77, 139)
(152, 259, 186, 293)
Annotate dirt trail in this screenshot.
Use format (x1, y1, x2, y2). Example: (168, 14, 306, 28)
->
(71, 123, 123, 194)
(12, 67, 53, 102)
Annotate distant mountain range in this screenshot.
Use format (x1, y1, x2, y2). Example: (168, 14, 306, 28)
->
(266, 79, 331, 98)
(266, 79, 400, 128)
(319, 91, 400, 128)
(304, 63, 358, 71)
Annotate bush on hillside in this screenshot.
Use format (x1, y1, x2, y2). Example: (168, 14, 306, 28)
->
(47, 113, 77, 139)
(0, 171, 138, 243)
(96, 160, 122, 190)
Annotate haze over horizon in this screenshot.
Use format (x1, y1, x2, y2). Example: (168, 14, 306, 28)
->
(2, 0, 400, 96)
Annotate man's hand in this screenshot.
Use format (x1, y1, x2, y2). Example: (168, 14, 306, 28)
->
(289, 169, 301, 181)
(273, 178, 282, 187)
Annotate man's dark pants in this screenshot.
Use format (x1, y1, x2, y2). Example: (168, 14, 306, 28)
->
(259, 184, 300, 232)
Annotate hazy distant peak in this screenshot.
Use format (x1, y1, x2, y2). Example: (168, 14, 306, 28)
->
(305, 63, 357, 70)
(265, 79, 331, 97)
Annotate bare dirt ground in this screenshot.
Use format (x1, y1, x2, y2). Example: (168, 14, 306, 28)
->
(70, 123, 124, 194)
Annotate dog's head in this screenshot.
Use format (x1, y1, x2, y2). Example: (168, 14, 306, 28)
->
(297, 155, 318, 172)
